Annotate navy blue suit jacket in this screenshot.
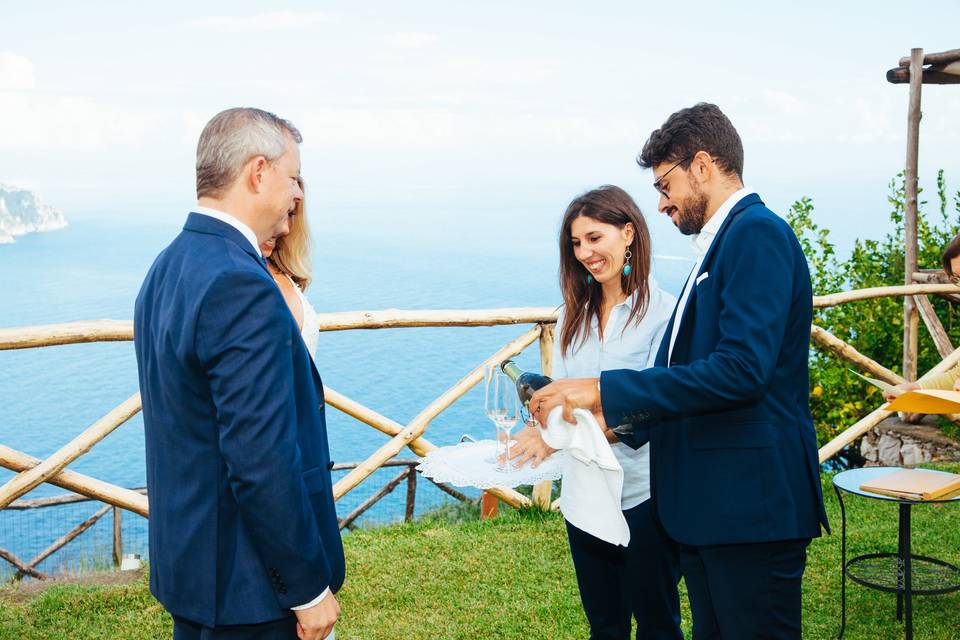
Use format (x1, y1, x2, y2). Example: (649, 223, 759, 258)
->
(134, 213, 345, 626)
(600, 194, 829, 546)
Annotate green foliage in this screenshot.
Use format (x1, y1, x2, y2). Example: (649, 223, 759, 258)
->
(788, 171, 960, 447)
(3, 464, 960, 639)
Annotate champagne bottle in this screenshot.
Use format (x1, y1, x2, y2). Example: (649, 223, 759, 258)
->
(500, 360, 553, 409)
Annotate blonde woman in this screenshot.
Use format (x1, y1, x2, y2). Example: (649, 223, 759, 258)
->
(261, 177, 320, 356)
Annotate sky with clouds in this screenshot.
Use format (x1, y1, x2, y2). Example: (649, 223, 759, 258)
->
(1, 1, 959, 256)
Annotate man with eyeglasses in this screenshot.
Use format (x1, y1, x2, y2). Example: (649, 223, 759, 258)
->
(531, 102, 828, 639)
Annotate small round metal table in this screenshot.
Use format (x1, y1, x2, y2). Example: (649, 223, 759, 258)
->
(833, 467, 960, 640)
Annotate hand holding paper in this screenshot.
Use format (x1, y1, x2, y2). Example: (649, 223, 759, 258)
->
(847, 368, 928, 402)
(848, 368, 904, 398)
(885, 388, 960, 414)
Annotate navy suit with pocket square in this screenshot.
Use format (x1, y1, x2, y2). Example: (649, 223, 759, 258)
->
(600, 193, 828, 639)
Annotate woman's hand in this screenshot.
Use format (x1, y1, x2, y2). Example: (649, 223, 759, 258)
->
(505, 422, 557, 469)
(885, 381, 920, 401)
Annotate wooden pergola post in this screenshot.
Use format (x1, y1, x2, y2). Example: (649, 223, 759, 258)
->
(902, 47, 923, 386)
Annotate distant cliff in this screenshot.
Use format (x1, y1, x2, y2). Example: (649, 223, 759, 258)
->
(0, 184, 68, 244)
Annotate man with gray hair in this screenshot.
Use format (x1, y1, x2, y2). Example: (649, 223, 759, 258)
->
(135, 107, 345, 639)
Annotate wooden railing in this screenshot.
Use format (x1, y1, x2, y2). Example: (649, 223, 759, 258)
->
(811, 281, 960, 462)
(0, 308, 561, 579)
(2, 284, 959, 579)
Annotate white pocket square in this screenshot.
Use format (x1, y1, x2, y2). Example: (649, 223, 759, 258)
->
(696, 271, 710, 286)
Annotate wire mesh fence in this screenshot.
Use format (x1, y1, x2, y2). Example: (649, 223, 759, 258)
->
(0, 501, 147, 581)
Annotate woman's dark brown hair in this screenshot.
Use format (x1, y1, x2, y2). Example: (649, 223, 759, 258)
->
(558, 185, 652, 357)
(943, 233, 960, 276)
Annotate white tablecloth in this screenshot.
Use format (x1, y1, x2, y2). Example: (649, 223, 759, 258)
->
(417, 440, 565, 489)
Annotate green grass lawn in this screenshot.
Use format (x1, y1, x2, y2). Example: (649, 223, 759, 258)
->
(2, 464, 959, 639)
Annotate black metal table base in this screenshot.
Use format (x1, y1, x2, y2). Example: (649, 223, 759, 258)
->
(835, 485, 960, 640)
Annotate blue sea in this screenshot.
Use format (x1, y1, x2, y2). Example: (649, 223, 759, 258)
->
(0, 214, 692, 577)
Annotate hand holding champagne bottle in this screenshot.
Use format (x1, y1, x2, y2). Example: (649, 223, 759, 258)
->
(500, 360, 553, 421)
(528, 376, 603, 427)
(499, 360, 559, 468)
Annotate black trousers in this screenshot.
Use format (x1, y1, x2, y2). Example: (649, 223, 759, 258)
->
(172, 615, 298, 639)
(679, 539, 810, 640)
(566, 499, 683, 640)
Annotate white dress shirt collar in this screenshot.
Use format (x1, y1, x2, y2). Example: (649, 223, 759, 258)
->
(193, 205, 262, 258)
(691, 186, 754, 257)
(669, 187, 754, 365)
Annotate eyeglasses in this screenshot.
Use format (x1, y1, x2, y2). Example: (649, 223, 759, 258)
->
(652, 157, 690, 198)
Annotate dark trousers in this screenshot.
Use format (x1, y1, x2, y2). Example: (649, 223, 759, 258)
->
(566, 499, 683, 640)
(172, 615, 298, 639)
(679, 539, 810, 640)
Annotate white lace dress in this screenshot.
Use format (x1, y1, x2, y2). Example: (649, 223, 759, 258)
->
(287, 274, 319, 358)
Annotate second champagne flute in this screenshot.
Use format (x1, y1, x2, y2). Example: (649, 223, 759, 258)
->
(483, 364, 506, 464)
(492, 369, 520, 472)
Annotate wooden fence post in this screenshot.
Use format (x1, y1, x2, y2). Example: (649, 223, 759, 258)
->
(480, 492, 499, 520)
(913, 294, 954, 358)
(405, 467, 417, 522)
(112, 507, 122, 567)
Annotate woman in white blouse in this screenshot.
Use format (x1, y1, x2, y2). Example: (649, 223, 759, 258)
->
(511, 185, 682, 640)
(260, 177, 320, 355)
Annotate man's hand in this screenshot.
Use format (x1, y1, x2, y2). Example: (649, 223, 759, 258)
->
(295, 591, 340, 640)
(530, 378, 601, 426)
(885, 381, 920, 402)
(506, 423, 558, 468)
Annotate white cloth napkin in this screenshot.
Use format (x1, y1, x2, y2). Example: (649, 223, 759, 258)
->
(541, 406, 630, 546)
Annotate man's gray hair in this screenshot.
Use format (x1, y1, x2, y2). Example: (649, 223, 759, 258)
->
(196, 107, 302, 199)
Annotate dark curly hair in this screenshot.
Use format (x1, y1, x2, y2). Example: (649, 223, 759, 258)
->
(637, 103, 744, 180)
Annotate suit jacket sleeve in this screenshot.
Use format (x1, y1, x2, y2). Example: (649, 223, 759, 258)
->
(196, 268, 332, 608)
(600, 216, 798, 440)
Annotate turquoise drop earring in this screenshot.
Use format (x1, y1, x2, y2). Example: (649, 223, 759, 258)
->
(586, 274, 593, 284)
(623, 249, 633, 276)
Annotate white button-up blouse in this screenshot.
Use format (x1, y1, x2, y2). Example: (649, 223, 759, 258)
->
(552, 278, 676, 510)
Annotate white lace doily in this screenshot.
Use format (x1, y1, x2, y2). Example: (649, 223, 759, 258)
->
(417, 440, 565, 489)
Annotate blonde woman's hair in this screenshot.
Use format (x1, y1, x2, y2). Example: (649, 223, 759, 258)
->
(270, 177, 313, 291)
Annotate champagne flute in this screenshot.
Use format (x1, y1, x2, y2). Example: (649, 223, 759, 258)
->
(483, 364, 506, 463)
(492, 369, 520, 472)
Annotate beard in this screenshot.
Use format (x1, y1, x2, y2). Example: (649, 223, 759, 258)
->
(672, 180, 709, 236)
